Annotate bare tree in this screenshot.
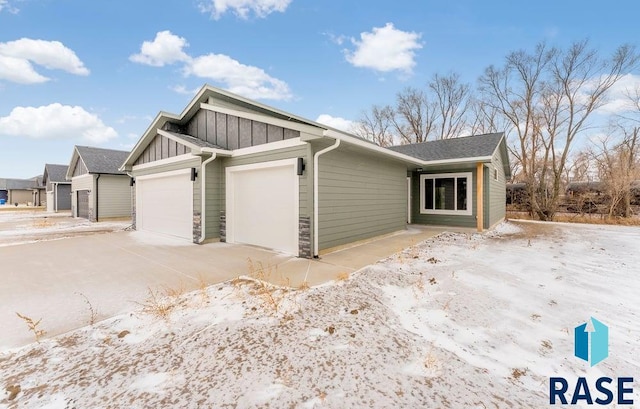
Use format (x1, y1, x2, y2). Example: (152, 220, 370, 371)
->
(480, 41, 638, 220)
(430, 72, 472, 139)
(391, 87, 437, 144)
(353, 105, 395, 147)
(359, 72, 474, 145)
(593, 128, 639, 217)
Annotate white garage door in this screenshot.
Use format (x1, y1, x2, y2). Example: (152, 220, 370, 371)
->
(226, 159, 298, 255)
(137, 170, 193, 240)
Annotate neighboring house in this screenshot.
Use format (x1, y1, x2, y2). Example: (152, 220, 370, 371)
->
(120, 85, 510, 258)
(0, 177, 44, 206)
(43, 164, 72, 212)
(66, 146, 132, 221)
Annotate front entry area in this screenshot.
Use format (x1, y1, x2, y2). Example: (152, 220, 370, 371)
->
(225, 159, 299, 255)
(136, 170, 193, 240)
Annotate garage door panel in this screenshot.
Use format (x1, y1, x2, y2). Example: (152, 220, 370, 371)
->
(77, 190, 89, 219)
(228, 162, 298, 255)
(138, 172, 193, 240)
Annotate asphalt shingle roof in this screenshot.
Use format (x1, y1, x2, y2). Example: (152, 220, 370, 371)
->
(76, 146, 130, 175)
(388, 133, 504, 162)
(44, 164, 69, 183)
(3, 178, 38, 190)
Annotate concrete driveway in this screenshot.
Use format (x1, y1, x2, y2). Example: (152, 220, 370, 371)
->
(1, 225, 459, 350)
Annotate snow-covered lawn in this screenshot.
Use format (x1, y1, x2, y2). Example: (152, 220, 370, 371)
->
(1, 221, 639, 408)
(0, 210, 130, 247)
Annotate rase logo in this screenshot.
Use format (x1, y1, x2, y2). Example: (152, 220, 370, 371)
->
(549, 317, 634, 406)
(574, 317, 608, 367)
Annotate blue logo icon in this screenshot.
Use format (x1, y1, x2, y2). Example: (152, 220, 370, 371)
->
(574, 317, 608, 366)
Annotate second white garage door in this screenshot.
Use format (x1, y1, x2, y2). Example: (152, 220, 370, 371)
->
(226, 159, 298, 255)
(137, 170, 193, 240)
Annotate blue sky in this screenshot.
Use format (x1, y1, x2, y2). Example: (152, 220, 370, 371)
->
(1, 0, 639, 178)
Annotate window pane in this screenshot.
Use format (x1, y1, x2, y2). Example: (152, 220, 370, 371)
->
(425, 179, 433, 209)
(457, 177, 467, 211)
(435, 178, 455, 210)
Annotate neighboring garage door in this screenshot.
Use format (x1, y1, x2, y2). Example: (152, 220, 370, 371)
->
(77, 190, 89, 219)
(226, 159, 298, 255)
(137, 170, 193, 240)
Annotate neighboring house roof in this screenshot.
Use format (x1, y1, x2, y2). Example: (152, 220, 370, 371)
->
(44, 164, 70, 183)
(388, 133, 504, 162)
(68, 146, 130, 179)
(3, 178, 38, 190)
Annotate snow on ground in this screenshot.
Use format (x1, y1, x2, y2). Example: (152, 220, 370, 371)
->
(1, 221, 639, 408)
(0, 210, 130, 247)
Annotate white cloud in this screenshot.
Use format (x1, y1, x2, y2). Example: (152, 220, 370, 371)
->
(129, 31, 190, 67)
(132, 31, 292, 100)
(0, 39, 89, 78)
(198, 0, 291, 19)
(0, 55, 48, 83)
(344, 23, 422, 74)
(0, 104, 117, 143)
(594, 74, 640, 115)
(185, 53, 292, 100)
(169, 84, 200, 95)
(316, 114, 354, 132)
(0, 0, 18, 14)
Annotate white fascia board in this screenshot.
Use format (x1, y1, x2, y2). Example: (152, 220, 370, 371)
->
(200, 102, 324, 136)
(421, 156, 493, 167)
(131, 154, 199, 172)
(323, 129, 424, 166)
(229, 138, 306, 157)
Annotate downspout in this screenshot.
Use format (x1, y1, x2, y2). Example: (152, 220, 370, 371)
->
(95, 174, 100, 222)
(53, 183, 57, 212)
(199, 153, 218, 243)
(313, 139, 341, 257)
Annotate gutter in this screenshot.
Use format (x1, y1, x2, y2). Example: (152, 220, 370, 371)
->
(95, 174, 100, 222)
(199, 152, 218, 243)
(313, 138, 341, 257)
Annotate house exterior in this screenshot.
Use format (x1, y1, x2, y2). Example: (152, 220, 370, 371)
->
(0, 177, 44, 206)
(66, 146, 132, 221)
(121, 85, 509, 258)
(43, 164, 72, 212)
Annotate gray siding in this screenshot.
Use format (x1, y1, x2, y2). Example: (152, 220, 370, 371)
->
(185, 108, 301, 150)
(488, 149, 507, 227)
(317, 147, 407, 251)
(411, 166, 478, 228)
(134, 134, 189, 166)
(204, 160, 223, 239)
(97, 175, 132, 219)
(56, 184, 71, 210)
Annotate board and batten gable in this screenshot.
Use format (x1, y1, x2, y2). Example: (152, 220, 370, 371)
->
(72, 158, 88, 177)
(133, 134, 190, 166)
(315, 142, 408, 252)
(185, 108, 301, 150)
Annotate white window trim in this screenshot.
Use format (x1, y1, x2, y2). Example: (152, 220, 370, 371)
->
(419, 172, 473, 216)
